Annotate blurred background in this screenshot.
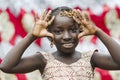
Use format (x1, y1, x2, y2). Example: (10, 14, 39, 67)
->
(0, 0, 120, 80)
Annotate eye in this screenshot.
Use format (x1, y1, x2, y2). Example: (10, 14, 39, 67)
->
(70, 28, 78, 33)
(53, 29, 63, 35)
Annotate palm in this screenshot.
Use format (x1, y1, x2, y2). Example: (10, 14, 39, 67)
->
(34, 20, 48, 37)
(73, 10, 97, 38)
(32, 10, 55, 38)
(81, 20, 96, 35)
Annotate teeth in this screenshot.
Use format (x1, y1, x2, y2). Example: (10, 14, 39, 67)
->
(64, 44, 71, 46)
(63, 43, 73, 48)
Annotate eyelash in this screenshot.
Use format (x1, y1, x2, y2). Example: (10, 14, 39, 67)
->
(70, 28, 77, 33)
(53, 27, 78, 34)
(53, 30, 63, 35)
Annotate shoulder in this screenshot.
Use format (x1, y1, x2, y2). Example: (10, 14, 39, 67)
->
(81, 50, 98, 58)
(35, 51, 47, 60)
(31, 51, 48, 74)
(91, 50, 107, 60)
(91, 50, 111, 68)
(32, 51, 48, 66)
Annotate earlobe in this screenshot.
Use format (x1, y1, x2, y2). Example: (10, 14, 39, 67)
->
(47, 37, 54, 48)
(50, 41, 54, 48)
(47, 36, 52, 42)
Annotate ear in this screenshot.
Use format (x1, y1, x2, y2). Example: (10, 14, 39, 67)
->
(47, 36, 53, 42)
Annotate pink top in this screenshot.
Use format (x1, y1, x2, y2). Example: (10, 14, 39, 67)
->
(41, 51, 94, 80)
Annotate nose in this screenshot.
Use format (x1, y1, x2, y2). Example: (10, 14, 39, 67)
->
(62, 31, 72, 41)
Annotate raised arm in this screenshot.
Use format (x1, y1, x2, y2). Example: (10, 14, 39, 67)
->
(91, 28, 120, 70)
(73, 9, 120, 70)
(0, 10, 55, 73)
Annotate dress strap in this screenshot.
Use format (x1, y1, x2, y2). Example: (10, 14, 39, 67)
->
(81, 49, 98, 61)
(40, 51, 53, 61)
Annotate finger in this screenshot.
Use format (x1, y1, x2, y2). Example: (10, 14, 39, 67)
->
(79, 25, 84, 32)
(73, 16, 81, 24)
(34, 13, 39, 22)
(73, 9, 76, 15)
(81, 20, 90, 28)
(78, 31, 86, 39)
(82, 11, 90, 21)
(77, 9, 83, 20)
(46, 32, 54, 39)
(73, 9, 79, 18)
(41, 9, 47, 20)
(44, 10, 52, 21)
(48, 16, 55, 25)
(74, 9, 82, 20)
(73, 10, 83, 23)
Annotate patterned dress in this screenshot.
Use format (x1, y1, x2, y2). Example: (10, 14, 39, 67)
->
(41, 51, 94, 80)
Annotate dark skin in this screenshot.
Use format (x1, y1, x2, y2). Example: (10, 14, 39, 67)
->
(0, 9, 120, 75)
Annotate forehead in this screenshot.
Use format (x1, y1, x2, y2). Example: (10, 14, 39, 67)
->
(52, 15, 75, 27)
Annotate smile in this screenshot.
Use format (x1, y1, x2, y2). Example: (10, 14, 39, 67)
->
(62, 43, 74, 48)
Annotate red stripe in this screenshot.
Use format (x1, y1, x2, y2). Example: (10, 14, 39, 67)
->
(0, 58, 2, 63)
(96, 68, 113, 80)
(87, 7, 110, 35)
(15, 74, 27, 80)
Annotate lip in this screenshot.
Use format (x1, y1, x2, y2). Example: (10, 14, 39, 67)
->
(62, 43, 74, 48)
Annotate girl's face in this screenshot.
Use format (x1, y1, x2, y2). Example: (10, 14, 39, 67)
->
(50, 14, 80, 54)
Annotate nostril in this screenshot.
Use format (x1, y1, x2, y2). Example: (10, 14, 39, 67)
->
(63, 38, 72, 41)
(62, 35, 72, 41)
(62, 31, 72, 41)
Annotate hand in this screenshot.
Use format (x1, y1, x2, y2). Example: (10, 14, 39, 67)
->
(32, 10, 55, 39)
(73, 9, 98, 39)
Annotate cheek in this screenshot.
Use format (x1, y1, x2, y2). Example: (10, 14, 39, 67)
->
(71, 33, 79, 38)
(53, 35, 62, 43)
(71, 33, 79, 43)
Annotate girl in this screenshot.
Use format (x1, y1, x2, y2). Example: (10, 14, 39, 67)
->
(0, 6, 120, 80)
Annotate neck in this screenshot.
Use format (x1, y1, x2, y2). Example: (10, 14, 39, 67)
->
(57, 50, 76, 58)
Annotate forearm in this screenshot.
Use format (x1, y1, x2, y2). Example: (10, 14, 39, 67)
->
(95, 28, 120, 64)
(0, 33, 37, 70)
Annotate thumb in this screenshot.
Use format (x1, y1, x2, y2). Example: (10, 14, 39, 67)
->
(34, 13, 39, 22)
(78, 31, 86, 39)
(46, 32, 54, 40)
